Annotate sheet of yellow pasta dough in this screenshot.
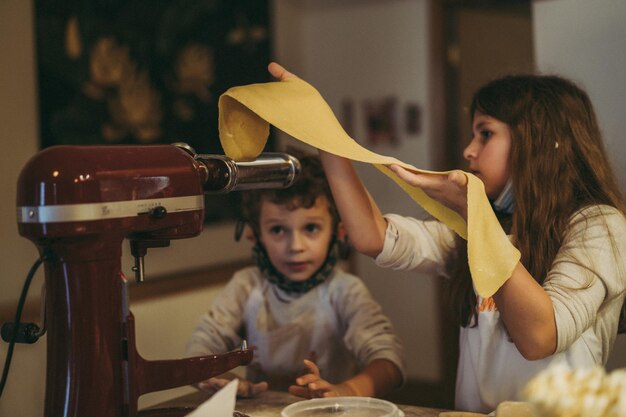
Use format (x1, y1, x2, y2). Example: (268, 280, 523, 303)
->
(218, 77, 520, 298)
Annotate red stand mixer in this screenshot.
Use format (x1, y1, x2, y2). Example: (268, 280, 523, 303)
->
(15, 143, 300, 417)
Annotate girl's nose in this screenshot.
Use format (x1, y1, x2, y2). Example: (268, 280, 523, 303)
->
(463, 138, 478, 161)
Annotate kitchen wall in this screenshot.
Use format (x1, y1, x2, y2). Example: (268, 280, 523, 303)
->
(0, 3, 45, 416)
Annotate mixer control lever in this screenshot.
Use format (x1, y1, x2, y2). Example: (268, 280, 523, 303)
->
(130, 239, 170, 282)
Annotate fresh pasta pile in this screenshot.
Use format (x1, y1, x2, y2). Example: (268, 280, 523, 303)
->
(524, 364, 626, 417)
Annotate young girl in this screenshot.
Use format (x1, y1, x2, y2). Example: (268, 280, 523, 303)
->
(185, 153, 404, 399)
(268, 63, 626, 413)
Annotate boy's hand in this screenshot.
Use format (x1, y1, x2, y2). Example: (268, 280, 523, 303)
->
(389, 165, 469, 220)
(198, 377, 268, 398)
(288, 359, 354, 399)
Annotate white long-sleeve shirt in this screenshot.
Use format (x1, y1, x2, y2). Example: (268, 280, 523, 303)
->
(186, 266, 405, 390)
(375, 205, 626, 413)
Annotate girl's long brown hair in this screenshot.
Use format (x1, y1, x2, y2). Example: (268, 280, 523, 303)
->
(449, 75, 626, 329)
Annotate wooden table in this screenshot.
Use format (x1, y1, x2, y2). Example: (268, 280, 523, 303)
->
(146, 390, 447, 417)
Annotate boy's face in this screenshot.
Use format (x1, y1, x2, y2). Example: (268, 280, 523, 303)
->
(258, 196, 335, 282)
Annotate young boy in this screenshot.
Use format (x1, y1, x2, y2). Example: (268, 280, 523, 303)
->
(185, 153, 404, 399)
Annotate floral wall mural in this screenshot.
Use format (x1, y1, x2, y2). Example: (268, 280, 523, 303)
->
(35, 0, 272, 222)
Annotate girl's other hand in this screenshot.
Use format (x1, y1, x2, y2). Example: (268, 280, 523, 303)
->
(389, 165, 469, 220)
(288, 359, 353, 398)
(197, 376, 268, 398)
(268, 62, 298, 81)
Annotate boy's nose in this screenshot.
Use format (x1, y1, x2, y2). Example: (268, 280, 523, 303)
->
(288, 232, 305, 251)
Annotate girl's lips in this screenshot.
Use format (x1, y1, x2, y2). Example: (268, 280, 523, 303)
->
(470, 170, 482, 179)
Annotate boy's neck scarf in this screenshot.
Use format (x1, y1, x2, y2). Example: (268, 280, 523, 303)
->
(252, 238, 338, 294)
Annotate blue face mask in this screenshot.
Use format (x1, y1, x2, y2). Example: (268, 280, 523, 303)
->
(493, 178, 514, 214)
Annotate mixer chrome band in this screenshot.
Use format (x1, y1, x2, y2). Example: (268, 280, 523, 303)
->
(17, 195, 204, 224)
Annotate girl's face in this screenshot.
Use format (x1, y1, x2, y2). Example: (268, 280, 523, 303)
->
(464, 111, 512, 199)
(258, 196, 335, 282)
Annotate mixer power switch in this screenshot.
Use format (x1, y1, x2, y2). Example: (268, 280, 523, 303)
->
(149, 206, 167, 219)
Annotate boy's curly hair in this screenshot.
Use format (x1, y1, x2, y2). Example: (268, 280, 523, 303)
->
(240, 150, 339, 237)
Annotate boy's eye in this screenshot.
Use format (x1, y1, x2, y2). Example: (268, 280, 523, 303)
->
(304, 223, 321, 233)
(269, 225, 284, 235)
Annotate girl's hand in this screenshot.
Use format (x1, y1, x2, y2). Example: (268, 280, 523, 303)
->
(389, 165, 469, 220)
(197, 376, 268, 398)
(288, 359, 353, 399)
(268, 62, 298, 81)
(268, 61, 388, 258)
